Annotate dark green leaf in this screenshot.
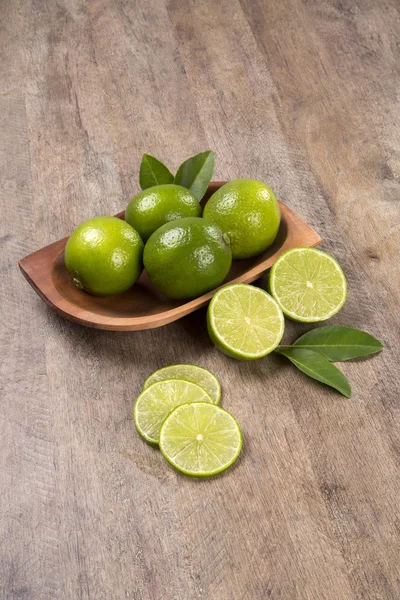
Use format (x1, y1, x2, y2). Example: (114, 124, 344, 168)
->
(174, 150, 215, 200)
(275, 347, 352, 398)
(139, 154, 173, 190)
(292, 326, 383, 361)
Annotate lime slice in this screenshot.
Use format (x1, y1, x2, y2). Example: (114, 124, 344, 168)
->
(159, 402, 242, 477)
(143, 364, 221, 404)
(269, 247, 347, 322)
(134, 379, 213, 445)
(207, 283, 285, 360)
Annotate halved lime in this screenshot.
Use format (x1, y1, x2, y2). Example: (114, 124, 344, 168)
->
(207, 283, 284, 360)
(143, 364, 221, 404)
(134, 379, 213, 445)
(269, 247, 347, 322)
(159, 402, 242, 477)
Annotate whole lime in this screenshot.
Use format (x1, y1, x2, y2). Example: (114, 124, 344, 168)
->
(144, 217, 232, 299)
(64, 216, 144, 296)
(125, 184, 201, 241)
(203, 178, 281, 259)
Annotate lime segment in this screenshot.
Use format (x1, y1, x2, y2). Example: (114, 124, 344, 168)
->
(207, 283, 285, 360)
(144, 364, 221, 404)
(159, 402, 242, 477)
(269, 247, 347, 322)
(134, 379, 213, 445)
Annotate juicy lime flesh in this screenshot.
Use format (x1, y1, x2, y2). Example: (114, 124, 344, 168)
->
(134, 379, 213, 445)
(269, 247, 347, 322)
(144, 364, 221, 404)
(159, 402, 242, 477)
(143, 217, 232, 300)
(64, 216, 144, 296)
(203, 178, 281, 259)
(125, 184, 201, 242)
(207, 284, 284, 359)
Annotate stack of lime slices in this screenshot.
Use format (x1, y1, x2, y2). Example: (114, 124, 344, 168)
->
(134, 365, 242, 477)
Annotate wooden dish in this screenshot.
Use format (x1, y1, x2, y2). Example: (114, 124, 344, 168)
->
(19, 182, 321, 331)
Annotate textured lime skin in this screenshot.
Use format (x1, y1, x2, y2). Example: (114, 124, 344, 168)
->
(125, 184, 201, 241)
(64, 216, 144, 296)
(203, 178, 281, 259)
(144, 217, 232, 300)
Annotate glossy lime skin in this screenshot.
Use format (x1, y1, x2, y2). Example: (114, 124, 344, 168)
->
(125, 184, 201, 241)
(64, 216, 144, 296)
(143, 217, 232, 299)
(203, 178, 281, 259)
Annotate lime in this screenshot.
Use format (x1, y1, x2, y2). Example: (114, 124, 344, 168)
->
(269, 247, 347, 322)
(207, 283, 284, 360)
(133, 379, 213, 445)
(203, 178, 280, 259)
(125, 184, 201, 241)
(144, 365, 221, 404)
(144, 217, 232, 300)
(159, 402, 242, 477)
(64, 216, 143, 296)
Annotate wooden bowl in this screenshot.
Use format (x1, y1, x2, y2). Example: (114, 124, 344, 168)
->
(19, 182, 321, 331)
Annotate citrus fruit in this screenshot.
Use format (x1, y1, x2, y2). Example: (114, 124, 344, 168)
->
(125, 184, 201, 241)
(159, 402, 242, 477)
(269, 247, 347, 322)
(143, 217, 232, 299)
(207, 283, 284, 360)
(64, 216, 144, 296)
(203, 178, 280, 259)
(133, 379, 213, 445)
(144, 364, 221, 404)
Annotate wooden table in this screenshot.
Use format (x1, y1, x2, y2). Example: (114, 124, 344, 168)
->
(1, 1, 399, 598)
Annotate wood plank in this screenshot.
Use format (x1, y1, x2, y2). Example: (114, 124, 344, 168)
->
(1, 0, 399, 598)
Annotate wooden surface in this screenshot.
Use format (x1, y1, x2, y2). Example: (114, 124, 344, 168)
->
(19, 188, 321, 331)
(1, 0, 399, 598)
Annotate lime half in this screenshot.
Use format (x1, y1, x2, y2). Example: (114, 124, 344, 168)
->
(269, 247, 347, 322)
(144, 364, 221, 404)
(134, 380, 212, 445)
(159, 402, 242, 477)
(207, 284, 284, 360)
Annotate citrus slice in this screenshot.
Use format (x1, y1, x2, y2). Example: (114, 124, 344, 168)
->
(134, 379, 212, 445)
(159, 402, 242, 477)
(143, 364, 221, 404)
(207, 283, 284, 360)
(269, 247, 347, 322)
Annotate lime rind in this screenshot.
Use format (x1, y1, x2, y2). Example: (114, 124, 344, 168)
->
(269, 247, 347, 323)
(159, 402, 243, 477)
(133, 379, 213, 445)
(207, 283, 285, 360)
(143, 364, 221, 404)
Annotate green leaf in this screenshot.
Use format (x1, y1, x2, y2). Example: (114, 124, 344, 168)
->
(275, 347, 352, 398)
(174, 150, 215, 200)
(139, 154, 174, 190)
(292, 326, 383, 362)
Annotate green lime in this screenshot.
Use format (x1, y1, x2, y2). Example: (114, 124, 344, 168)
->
(207, 283, 284, 360)
(203, 178, 281, 259)
(144, 217, 232, 300)
(134, 379, 213, 445)
(159, 402, 242, 477)
(144, 364, 221, 404)
(125, 184, 201, 241)
(64, 216, 143, 296)
(269, 247, 347, 322)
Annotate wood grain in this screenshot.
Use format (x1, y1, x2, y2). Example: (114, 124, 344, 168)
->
(1, 0, 399, 598)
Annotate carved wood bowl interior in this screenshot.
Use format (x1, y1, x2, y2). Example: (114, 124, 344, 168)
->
(19, 181, 321, 330)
